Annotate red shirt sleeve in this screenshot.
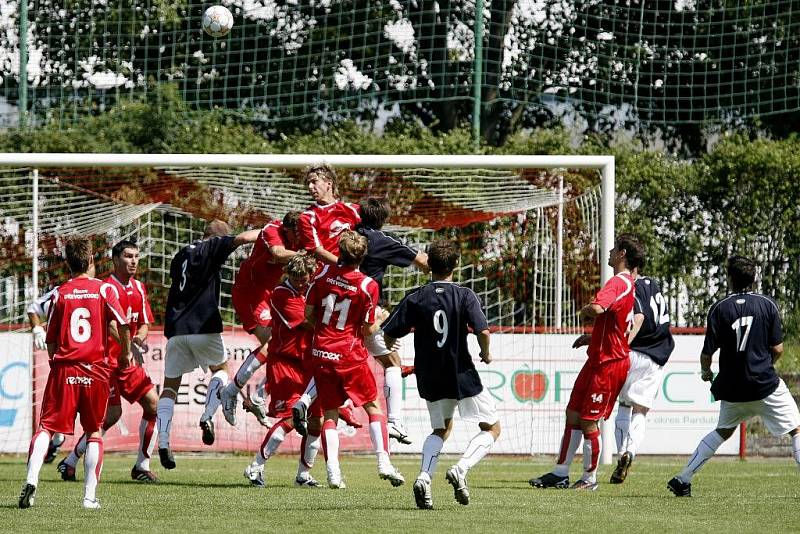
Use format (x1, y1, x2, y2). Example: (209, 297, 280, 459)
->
(263, 222, 286, 249)
(297, 211, 318, 251)
(139, 281, 154, 325)
(45, 293, 61, 344)
(362, 279, 380, 324)
(592, 276, 628, 311)
(101, 283, 129, 325)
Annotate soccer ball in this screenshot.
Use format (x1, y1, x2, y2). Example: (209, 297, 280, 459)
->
(202, 5, 234, 38)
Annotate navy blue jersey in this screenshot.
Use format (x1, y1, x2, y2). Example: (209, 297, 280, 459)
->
(631, 277, 675, 366)
(382, 280, 489, 402)
(165, 235, 237, 338)
(703, 292, 782, 402)
(356, 225, 418, 301)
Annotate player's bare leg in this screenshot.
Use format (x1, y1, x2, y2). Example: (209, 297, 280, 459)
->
(132, 389, 159, 482)
(375, 351, 411, 444)
(156, 376, 182, 470)
(612, 402, 648, 484)
(530, 409, 582, 489)
(363, 400, 405, 487)
(296, 416, 323, 487)
(669, 426, 735, 497)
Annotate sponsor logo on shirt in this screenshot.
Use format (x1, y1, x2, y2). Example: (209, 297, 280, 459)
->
(325, 277, 357, 292)
(63, 292, 99, 300)
(312, 348, 342, 361)
(66, 376, 93, 386)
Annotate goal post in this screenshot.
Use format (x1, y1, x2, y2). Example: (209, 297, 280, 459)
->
(0, 153, 616, 462)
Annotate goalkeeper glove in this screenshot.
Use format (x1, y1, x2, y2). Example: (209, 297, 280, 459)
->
(32, 325, 46, 351)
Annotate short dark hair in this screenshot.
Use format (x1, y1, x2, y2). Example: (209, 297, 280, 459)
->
(338, 230, 368, 266)
(304, 164, 339, 198)
(65, 237, 93, 274)
(727, 255, 756, 292)
(428, 240, 459, 276)
(616, 233, 645, 270)
(359, 197, 390, 229)
(112, 239, 138, 258)
(283, 210, 301, 230)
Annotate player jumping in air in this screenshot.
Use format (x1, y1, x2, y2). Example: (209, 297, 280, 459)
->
(306, 231, 404, 489)
(610, 269, 675, 483)
(383, 239, 499, 509)
(357, 197, 428, 444)
(19, 237, 130, 510)
(221, 211, 302, 426)
(156, 220, 259, 470)
(668, 255, 800, 497)
(58, 240, 160, 483)
(530, 234, 643, 491)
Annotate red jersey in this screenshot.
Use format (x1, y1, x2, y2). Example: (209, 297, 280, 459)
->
(235, 220, 294, 293)
(104, 274, 154, 366)
(298, 201, 361, 254)
(587, 272, 635, 364)
(45, 276, 128, 369)
(306, 263, 379, 367)
(268, 279, 311, 360)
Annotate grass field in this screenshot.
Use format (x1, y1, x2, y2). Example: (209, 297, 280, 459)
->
(1, 453, 798, 533)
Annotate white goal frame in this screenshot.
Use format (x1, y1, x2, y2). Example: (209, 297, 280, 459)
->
(2, 152, 616, 462)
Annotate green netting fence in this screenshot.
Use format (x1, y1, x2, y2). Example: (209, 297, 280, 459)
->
(1, 0, 798, 132)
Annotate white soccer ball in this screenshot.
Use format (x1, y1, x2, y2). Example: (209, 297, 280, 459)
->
(202, 5, 234, 38)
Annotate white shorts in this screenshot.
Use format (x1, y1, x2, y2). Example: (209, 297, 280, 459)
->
(717, 379, 800, 436)
(365, 328, 391, 358)
(426, 388, 499, 430)
(618, 350, 664, 408)
(164, 333, 227, 378)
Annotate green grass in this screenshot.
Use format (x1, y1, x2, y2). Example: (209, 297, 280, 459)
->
(1, 454, 798, 533)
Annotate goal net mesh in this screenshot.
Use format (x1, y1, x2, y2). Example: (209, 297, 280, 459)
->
(0, 163, 602, 456)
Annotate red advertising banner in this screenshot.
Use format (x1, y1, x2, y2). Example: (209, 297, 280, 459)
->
(34, 329, 384, 454)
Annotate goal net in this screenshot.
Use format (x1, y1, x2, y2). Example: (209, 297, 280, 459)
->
(0, 154, 613, 458)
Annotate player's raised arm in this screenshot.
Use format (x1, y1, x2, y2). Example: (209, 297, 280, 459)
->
(413, 251, 430, 273)
(234, 228, 261, 246)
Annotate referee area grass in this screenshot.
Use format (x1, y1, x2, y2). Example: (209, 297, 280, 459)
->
(1, 454, 797, 532)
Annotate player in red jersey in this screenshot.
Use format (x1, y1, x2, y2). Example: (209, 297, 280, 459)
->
(19, 237, 130, 510)
(57, 240, 160, 483)
(221, 211, 302, 426)
(305, 231, 404, 489)
(297, 164, 361, 265)
(242, 253, 326, 487)
(529, 234, 643, 491)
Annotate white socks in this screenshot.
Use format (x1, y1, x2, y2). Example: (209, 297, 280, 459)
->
(202, 370, 228, 421)
(553, 426, 582, 477)
(256, 420, 290, 465)
(26, 430, 50, 486)
(298, 433, 321, 477)
(791, 432, 800, 468)
(678, 430, 726, 482)
(322, 419, 340, 477)
(157, 396, 175, 449)
(383, 366, 402, 423)
(83, 437, 103, 502)
(136, 414, 158, 471)
(615, 404, 632, 453)
(456, 431, 495, 472)
(581, 430, 601, 483)
(297, 378, 318, 411)
(368, 413, 391, 469)
(626, 411, 647, 458)
(230, 350, 265, 391)
(419, 434, 444, 479)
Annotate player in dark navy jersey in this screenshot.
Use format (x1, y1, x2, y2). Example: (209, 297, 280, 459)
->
(156, 220, 260, 470)
(383, 239, 499, 509)
(357, 197, 428, 444)
(611, 272, 675, 484)
(668, 255, 800, 497)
